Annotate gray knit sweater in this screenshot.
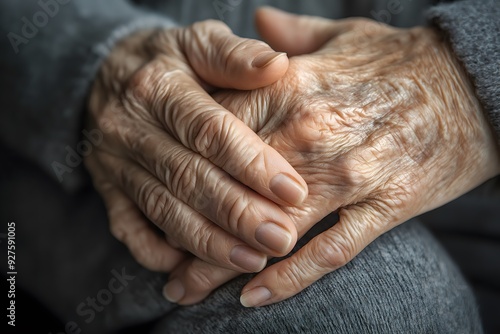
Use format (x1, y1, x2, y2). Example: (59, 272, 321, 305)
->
(0, 0, 498, 191)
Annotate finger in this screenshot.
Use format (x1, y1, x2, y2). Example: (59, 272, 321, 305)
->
(127, 64, 308, 207)
(90, 167, 187, 272)
(162, 257, 240, 305)
(125, 126, 297, 257)
(239, 203, 390, 307)
(179, 20, 289, 90)
(255, 8, 395, 56)
(96, 151, 268, 273)
(255, 7, 342, 56)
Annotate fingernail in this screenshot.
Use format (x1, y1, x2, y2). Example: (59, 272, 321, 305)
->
(270, 174, 307, 206)
(163, 279, 185, 303)
(255, 223, 292, 254)
(240, 287, 272, 307)
(252, 52, 286, 68)
(230, 245, 267, 272)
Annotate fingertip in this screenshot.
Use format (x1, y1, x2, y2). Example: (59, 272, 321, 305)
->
(240, 286, 272, 307)
(255, 221, 295, 256)
(185, 20, 289, 90)
(269, 173, 308, 207)
(163, 278, 185, 303)
(236, 51, 288, 90)
(251, 51, 286, 68)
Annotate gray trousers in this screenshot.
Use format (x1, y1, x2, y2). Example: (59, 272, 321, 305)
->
(0, 147, 483, 333)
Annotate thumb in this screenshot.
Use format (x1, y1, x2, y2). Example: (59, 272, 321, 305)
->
(239, 203, 390, 307)
(181, 20, 289, 90)
(255, 7, 342, 56)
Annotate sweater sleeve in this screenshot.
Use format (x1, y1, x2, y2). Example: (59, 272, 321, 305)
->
(427, 0, 500, 141)
(0, 0, 177, 192)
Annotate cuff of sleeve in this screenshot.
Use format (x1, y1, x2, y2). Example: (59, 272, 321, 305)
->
(426, 1, 500, 141)
(47, 15, 177, 193)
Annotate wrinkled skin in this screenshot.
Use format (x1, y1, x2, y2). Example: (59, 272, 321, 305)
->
(163, 9, 500, 307)
(84, 21, 310, 276)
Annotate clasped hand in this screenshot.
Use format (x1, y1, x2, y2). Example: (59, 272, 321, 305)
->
(85, 8, 500, 308)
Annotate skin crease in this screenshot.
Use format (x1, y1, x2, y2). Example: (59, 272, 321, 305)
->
(84, 21, 310, 276)
(162, 9, 500, 307)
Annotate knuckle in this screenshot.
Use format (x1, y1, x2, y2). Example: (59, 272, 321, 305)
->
(223, 152, 244, 176)
(135, 247, 166, 272)
(223, 192, 250, 234)
(243, 146, 266, 181)
(164, 150, 217, 214)
(133, 243, 154, 269)
(126, 64, 156, 104)
(189, 165, 224, 213)
(292, 100, 368, 157)
(191, 112, 232, 159)
(115, 160, 133, 190)
(127, 131, 155, 161)
(97, 116, 119, 135)
(190, 187, 212, 212)
(336, 154, 373, 193)
(314, 233, 354, 269)
(275, 262, 310, 292)
(93, 98, 130, 138)
(135, 230, 167, 271)
(185, 263, 218, 293)
(190, 224, 214, 258)
(139, 182, 174, 226)
(125, 61, 183, 118)
(122, 225, 158, 270)
(147, 28, 178, 53)
(319, 242, 350, 269)
(142, 257, 162, 271)
(335, 141, 390, 200)
(142, 253, 168, 272)
(167, 150, 198, 195)
(294, 106, 338, 153)
(109, 221, 126, 242)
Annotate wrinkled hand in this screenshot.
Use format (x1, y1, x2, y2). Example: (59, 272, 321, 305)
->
(164, 8, 500, 307)
(84, 20, 309, 274)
